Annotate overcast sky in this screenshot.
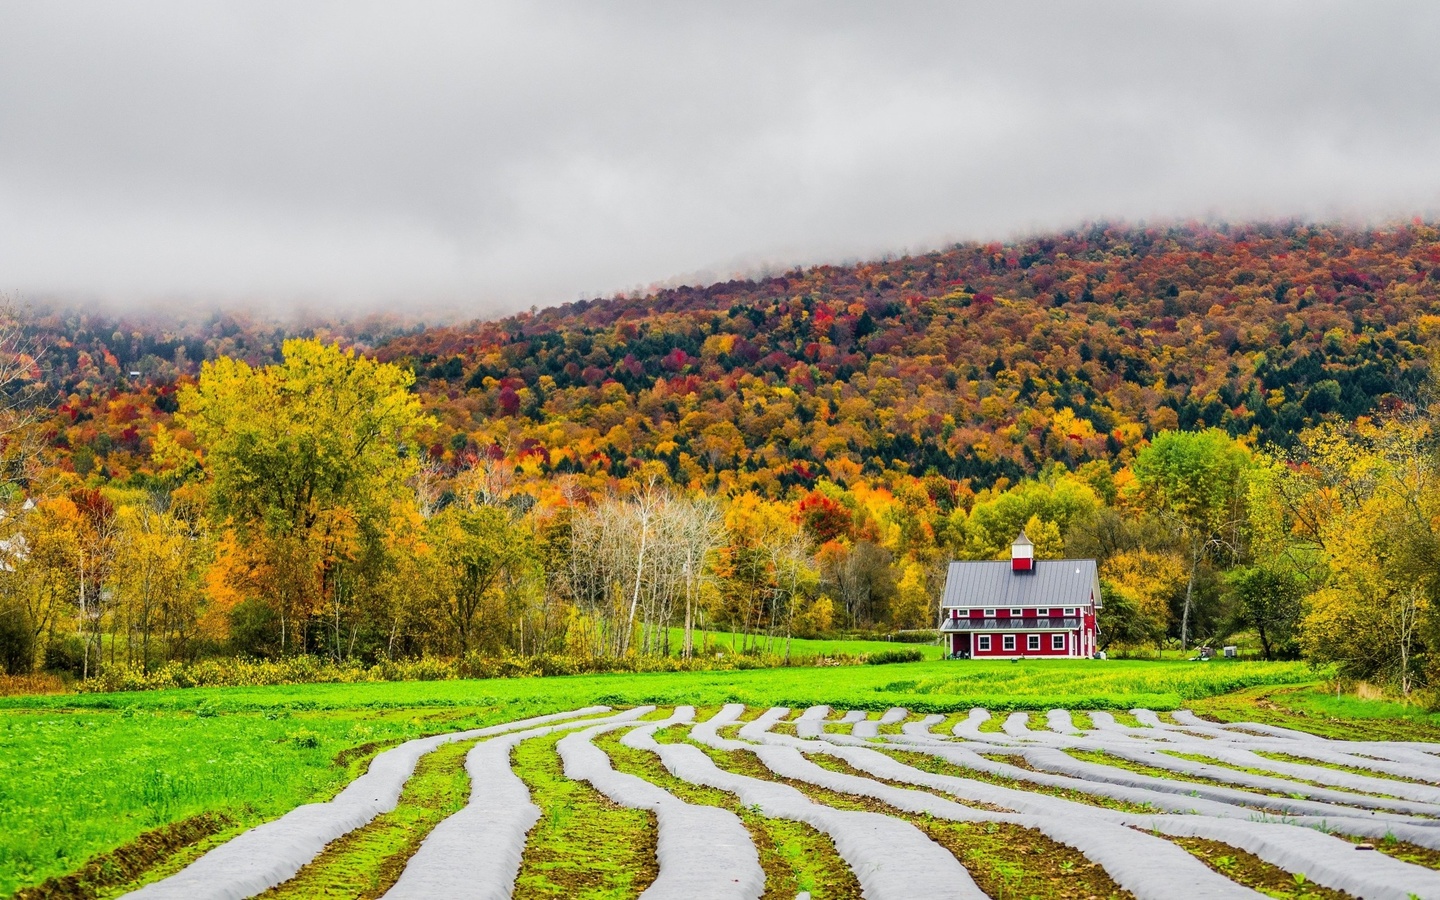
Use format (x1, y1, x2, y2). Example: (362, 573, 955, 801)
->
(2, 2, 1439, 317)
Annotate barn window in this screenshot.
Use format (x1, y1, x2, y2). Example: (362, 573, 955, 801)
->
(1052, 634, 1066, 650)
(977, 635, 991, 651)
(1027, 634, 1041, 651)
(1002, 635, 1016, 652)
(1062, 607, 1076, 616)
(982, 608, 996, 617)
(1009, 608, 1022, 616)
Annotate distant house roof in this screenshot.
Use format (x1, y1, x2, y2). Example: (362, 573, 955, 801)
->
(940, 559, 1101, 609)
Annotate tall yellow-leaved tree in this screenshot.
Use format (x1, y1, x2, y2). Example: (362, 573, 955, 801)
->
(169, 339, 431, 654)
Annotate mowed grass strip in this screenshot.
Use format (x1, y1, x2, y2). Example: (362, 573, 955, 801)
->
(593, 730, 861, 900)
(259, 737, 476, 899)
(976, 714, 1006, 733)
(0, 701, 524, 896)
(1167, 835, 1355, 899)
(512, 730, 657, 899)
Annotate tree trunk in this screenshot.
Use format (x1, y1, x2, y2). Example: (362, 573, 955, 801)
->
(1180, 539, 1200, 651)
(624, 518, 649, 656)
(682, 556, 694, 660)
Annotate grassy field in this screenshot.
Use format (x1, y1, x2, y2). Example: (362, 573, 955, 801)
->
(659, 627, 944, 660)
(0, 657, 1325, 896)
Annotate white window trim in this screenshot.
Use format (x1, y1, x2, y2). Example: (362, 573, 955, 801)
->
(1062, 607, 1076, 616)
(982, 608, 996, 617)
(1009, 607, 1023, 616)
(1027, 634, 1041, 651)
(1052, 633, 1065, 650)
(977, 635, 991, 651)
(1002, 634, 1016, 651)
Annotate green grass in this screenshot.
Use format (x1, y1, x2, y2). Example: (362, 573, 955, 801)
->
(0, 701, 560, 896)
(660, 627, 944, 660)
(1190, 684, 1440, 742)
(0, 658, 1314, 895)
(512, 730, 656, 898)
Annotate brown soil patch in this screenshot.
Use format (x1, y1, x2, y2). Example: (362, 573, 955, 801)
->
(331, 739, 394, 771)
(1167, 834, 1356, 898)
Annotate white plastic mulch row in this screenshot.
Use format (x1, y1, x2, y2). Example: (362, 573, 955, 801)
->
(788, 706, 1440, 900)
(1166, 709, 1440, 781)
(662, 704, 987, 900)
(851, 707, 908, 739)
(556, 708, 765, 900)
(863, 736, 1440, 900)
(1152, 742, 1440, 805)
(907, 726, 1440, 852)
(382, 706, 652, 900)
(938, 707, 1440, 823)
(1092, 709, 1440, 782)
(747, 707, 1261, 900)
(1020, 745, 1440, 820)
(123, 706, 612, 900)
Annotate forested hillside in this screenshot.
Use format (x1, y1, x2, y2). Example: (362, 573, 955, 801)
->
(382, 221, 1440, 494)
(16, 308, 423, 482)
(2, 221, 1439, 698)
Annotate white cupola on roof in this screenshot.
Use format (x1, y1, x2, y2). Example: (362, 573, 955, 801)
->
(1011, 529, 1034, 572)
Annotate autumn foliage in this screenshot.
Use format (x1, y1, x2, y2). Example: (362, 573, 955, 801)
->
(1, 222, 1440, 695)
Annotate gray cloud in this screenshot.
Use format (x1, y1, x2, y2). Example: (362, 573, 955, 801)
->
(2, 1, 1438, 315)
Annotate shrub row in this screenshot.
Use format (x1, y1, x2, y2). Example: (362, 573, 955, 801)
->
(0, 673, 69, 697)
(865, 648, 926, 665)
(72, 649, 898, 693)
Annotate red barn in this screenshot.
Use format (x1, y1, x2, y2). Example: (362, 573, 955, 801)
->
(938, 531, 1101, 659)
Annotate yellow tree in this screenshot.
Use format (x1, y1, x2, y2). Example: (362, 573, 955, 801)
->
(1288, 415, 1439, 693)
(172, 339, 430, 654)
(112, 503, 207, 671)
(713, 494, 812, 653)
(423, 503, 535, 656)
(1099, 548, 1185, 649)
(5, 497, 82, 671)
(890, 560, 934, 631)
(962, 476, 1099, 560)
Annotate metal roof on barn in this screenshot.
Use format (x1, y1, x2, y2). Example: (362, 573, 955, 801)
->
(940, 559, 1101, 609)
